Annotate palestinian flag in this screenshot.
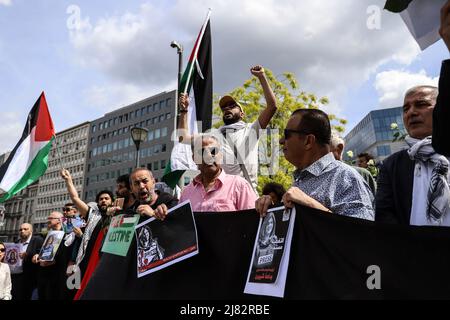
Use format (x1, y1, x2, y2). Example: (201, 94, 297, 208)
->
(384, 0, 445, 50)
(163, 10, 213, 189)
(0, 92, 55, 202)
(119, 215, 138, 228)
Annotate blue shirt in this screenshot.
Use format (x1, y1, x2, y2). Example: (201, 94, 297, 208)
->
(293, 153, 374, 220)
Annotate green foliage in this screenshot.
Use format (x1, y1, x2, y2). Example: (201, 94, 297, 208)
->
(213, 69, 348, 195)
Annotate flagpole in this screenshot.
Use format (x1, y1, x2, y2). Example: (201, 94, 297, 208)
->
(53, 134, 65, 171)
(171, 39, 184, 192)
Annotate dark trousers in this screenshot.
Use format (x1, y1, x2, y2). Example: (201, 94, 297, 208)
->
(11, 273, 34, 300)
(37, 271, 61, 300)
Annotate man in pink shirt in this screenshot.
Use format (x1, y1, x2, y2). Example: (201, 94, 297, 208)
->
(180, 134, 257, 212)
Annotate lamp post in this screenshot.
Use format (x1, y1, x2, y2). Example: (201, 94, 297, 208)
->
(170, 40, 183, 91)
(170, 40, 184, 191)
(131, 127, 148, 168)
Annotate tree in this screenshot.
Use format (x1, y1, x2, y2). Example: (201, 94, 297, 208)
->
(213, 69, 348, 194)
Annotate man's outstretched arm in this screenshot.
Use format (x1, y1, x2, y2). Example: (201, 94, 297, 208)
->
(60, 169, 89, 218)
(251, 65, 277, 129)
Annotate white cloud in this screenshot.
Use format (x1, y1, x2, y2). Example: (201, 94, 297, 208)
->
(0, 112, 23, 155)
(374, 69, 439, 108)
(0, 0, 12, 6)
(68, 0, 423, 118)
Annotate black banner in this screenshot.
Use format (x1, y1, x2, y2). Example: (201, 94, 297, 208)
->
(81, 205, 450, 300)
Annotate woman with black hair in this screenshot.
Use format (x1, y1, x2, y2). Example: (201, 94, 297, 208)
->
(0, 242, 12, 300)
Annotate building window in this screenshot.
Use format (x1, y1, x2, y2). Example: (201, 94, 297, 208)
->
(161, 160, 166, 169)
(377, 145, 391, 157)
(153, 161, 159, 171)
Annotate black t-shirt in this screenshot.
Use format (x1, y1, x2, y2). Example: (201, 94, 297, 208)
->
(127, 191, 179, 223)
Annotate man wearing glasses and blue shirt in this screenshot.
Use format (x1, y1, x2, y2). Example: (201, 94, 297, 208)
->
(255, 109, 374, 220)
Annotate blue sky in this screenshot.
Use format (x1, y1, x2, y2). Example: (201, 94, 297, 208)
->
(0, 0, 448, 154)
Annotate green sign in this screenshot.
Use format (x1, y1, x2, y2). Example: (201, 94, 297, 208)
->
(101, 214, 140, 257)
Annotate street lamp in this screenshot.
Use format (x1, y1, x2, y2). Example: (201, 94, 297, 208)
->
(170, 40, 183, 90)
(131, 127, 148, 168)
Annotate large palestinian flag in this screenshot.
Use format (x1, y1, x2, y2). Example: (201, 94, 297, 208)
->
(162, 10, 213, 189)
(0, 92, 55, 202)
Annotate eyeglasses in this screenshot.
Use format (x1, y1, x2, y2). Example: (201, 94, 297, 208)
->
(0, 248, 5, 252)
(62, 207, 72, 212)
(283, 129, 309, 139)
(196, 147, 220, 157)
(47, 217, 60, 220)
(19, 228, 29, 231)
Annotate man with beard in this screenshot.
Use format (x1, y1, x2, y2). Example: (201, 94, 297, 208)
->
(113, 174, 135, 212)
(60, 169, 114, 297)
(128, 168, 178, 221)
(178, 65, 277, 191)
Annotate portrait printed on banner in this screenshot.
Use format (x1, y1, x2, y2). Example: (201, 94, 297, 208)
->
(249, 207, 291, 284)
(38, 230, 65, 262)
(137, 225, 165, 270)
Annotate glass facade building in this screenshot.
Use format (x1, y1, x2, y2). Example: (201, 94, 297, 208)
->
(344, 107, 408, 163)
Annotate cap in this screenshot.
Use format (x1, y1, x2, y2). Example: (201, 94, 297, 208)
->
(219, 95, 243, 111)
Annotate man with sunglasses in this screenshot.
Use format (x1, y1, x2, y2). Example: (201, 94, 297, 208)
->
(32, 211, 69, 300)
(178, 65, 277, 191)
(255, 109, 374, 220)
(179, 134, 257, 212)
(10, 223, 43, 300)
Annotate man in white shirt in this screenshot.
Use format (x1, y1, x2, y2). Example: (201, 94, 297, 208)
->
(178, 65, 277, 191)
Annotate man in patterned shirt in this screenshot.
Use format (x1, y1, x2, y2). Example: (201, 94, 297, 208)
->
(255, 109, 374, 220)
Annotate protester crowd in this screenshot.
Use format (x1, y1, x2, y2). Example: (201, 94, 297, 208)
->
(0, 1, 449, 301)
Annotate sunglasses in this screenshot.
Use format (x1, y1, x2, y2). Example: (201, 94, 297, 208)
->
(283, 129, 309, 139)
(196, 147, 220, 157)
(62, 207, 73, 212)
(0, 248, 5, 252)
(220, 103, 240, 111)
